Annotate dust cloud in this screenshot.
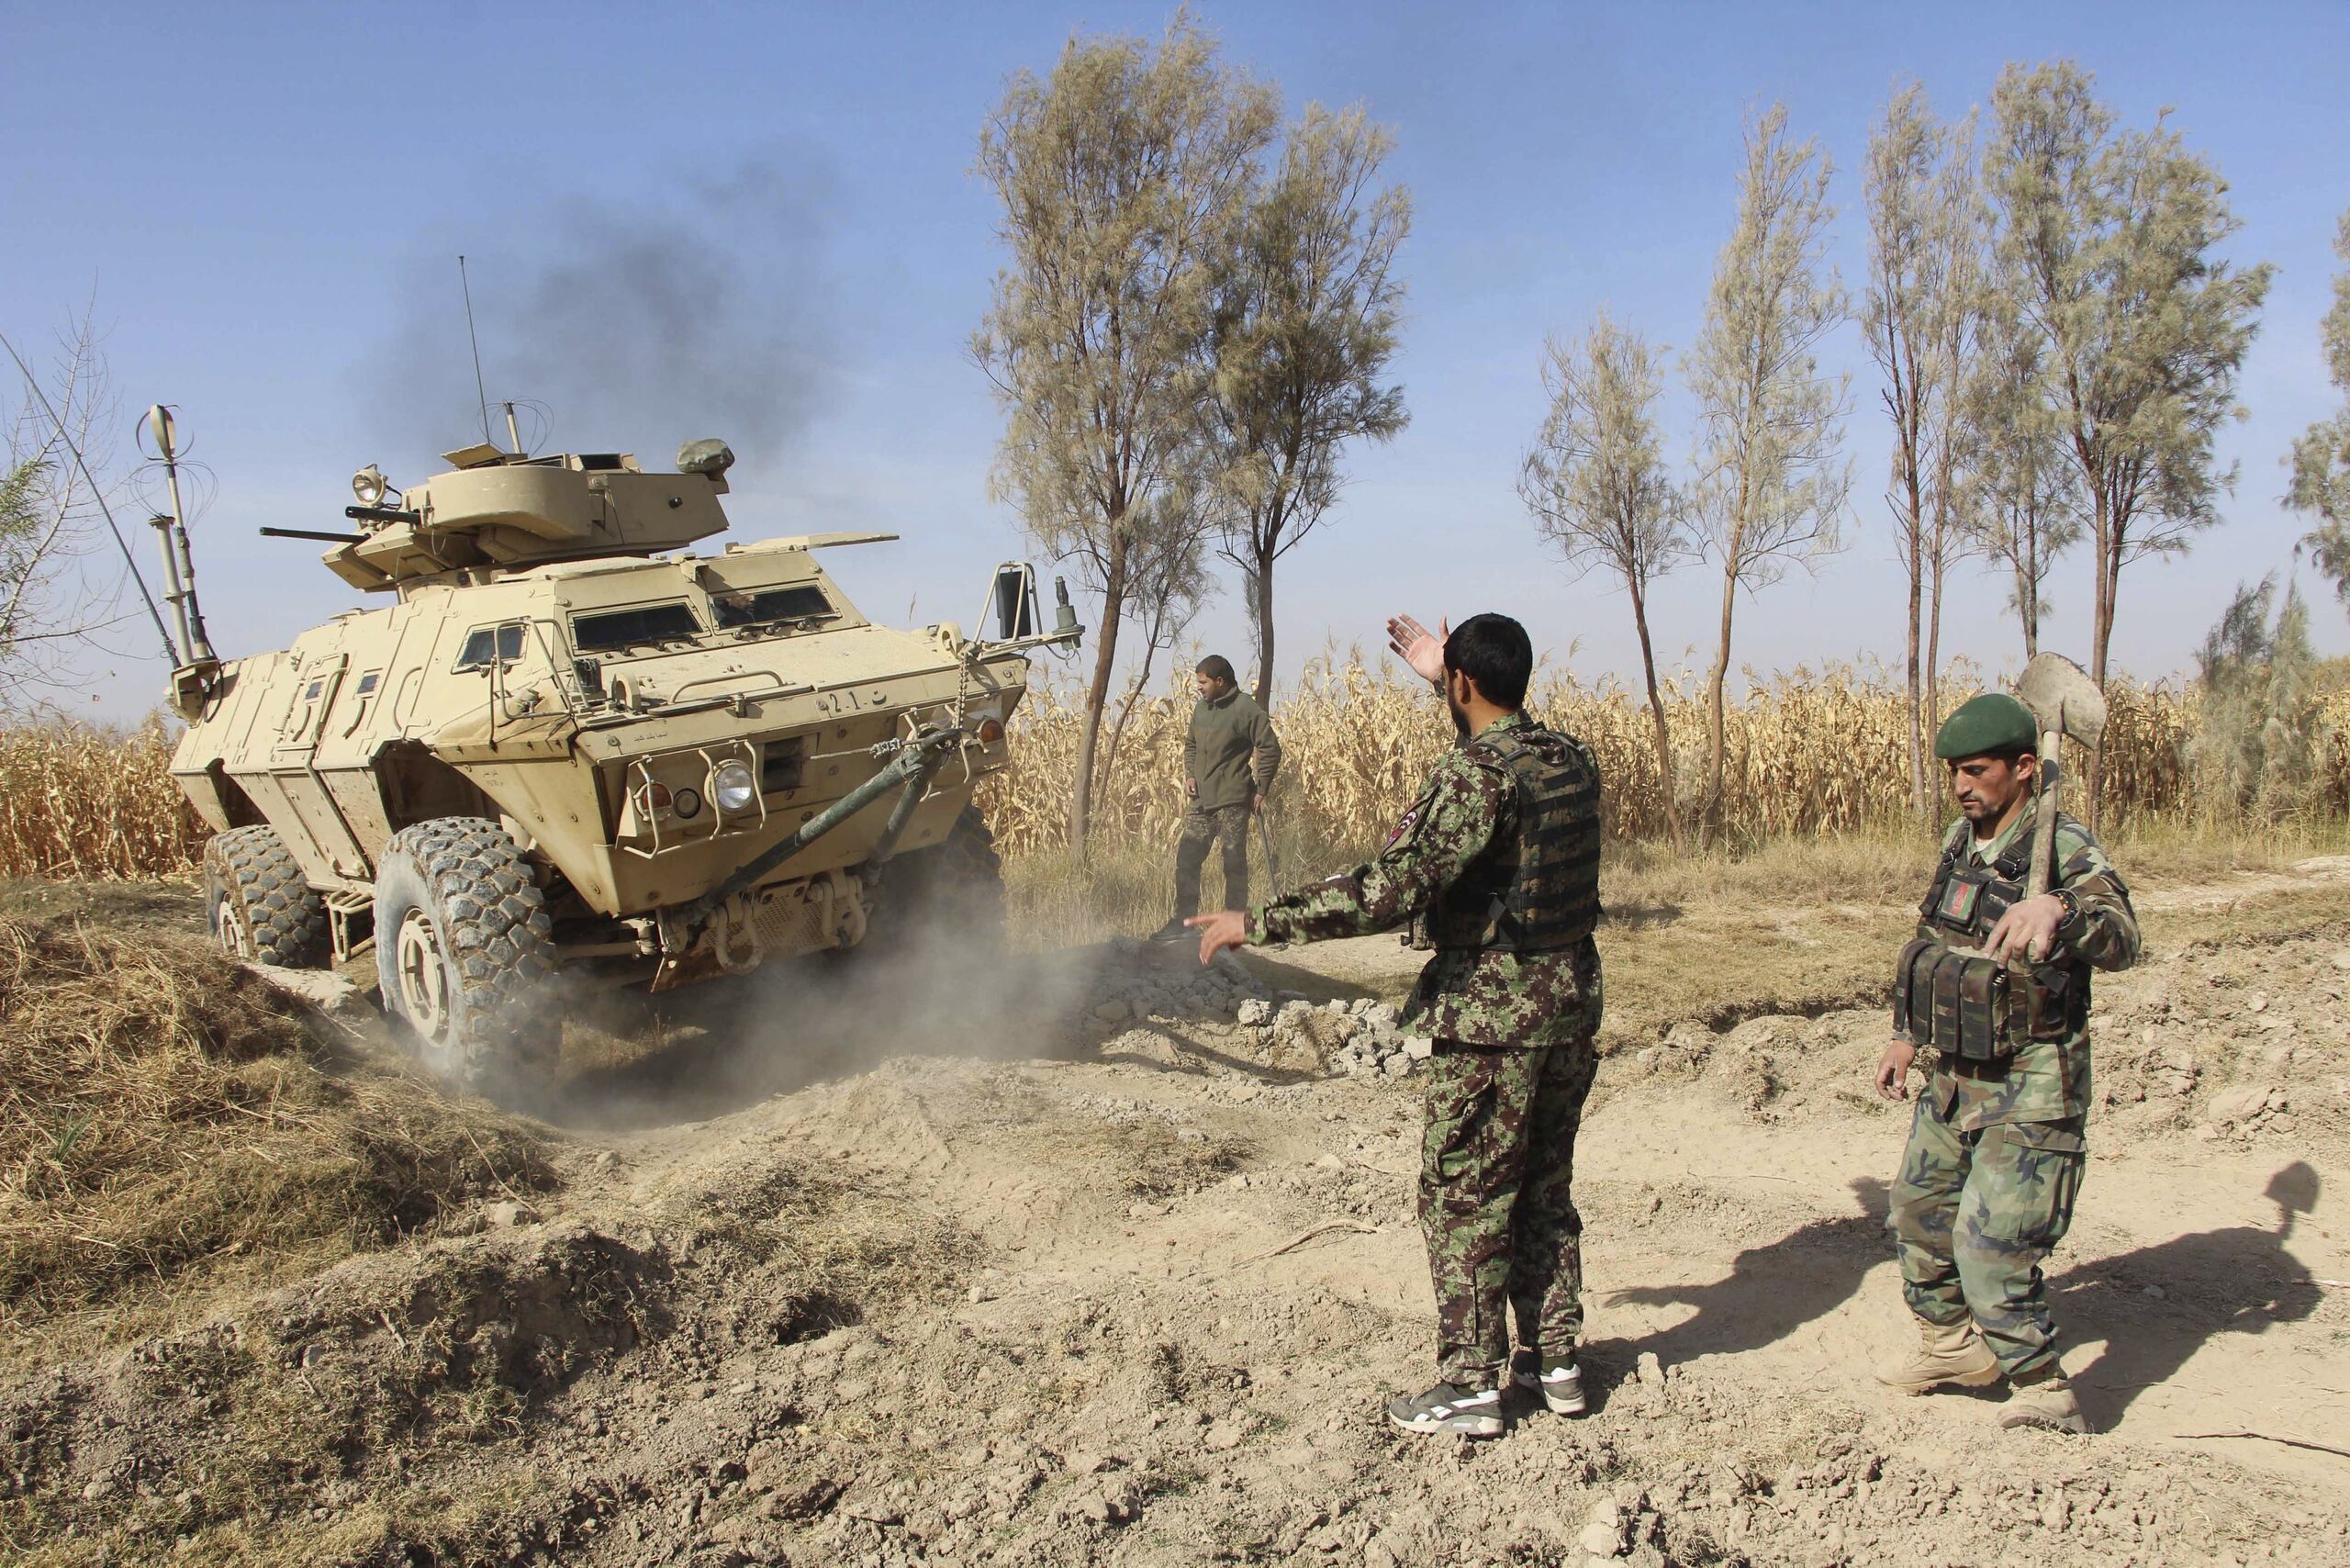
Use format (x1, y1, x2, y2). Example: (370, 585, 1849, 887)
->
(359, 155, 837, 470)
(536, 928, 1097, 1132)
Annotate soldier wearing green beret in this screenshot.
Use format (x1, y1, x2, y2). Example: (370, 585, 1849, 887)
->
(1874, 690, 2139, 1433)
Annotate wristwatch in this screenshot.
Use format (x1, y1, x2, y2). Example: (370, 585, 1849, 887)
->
(2049, 886, 2082, 937)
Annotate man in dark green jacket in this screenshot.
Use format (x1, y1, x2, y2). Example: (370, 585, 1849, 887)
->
(1150, 655, 1282, 941)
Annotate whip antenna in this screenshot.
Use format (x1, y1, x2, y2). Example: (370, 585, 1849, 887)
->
(0, 329, 177, 665)
(459, 254, 494, 448)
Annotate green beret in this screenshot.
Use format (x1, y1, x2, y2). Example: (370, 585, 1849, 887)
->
(1934, 692, 2039, 760)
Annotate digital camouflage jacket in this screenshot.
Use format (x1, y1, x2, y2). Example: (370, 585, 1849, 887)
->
(1247, 713, 1602, 1049)
(1919, 801, 2140, 1132)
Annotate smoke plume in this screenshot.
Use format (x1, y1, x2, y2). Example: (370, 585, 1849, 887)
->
(363, 156, 836, 472)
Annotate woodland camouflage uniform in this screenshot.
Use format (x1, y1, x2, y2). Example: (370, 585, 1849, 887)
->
(1248, 712, 1604, 1384)
(1889, 801, 2141, 1377)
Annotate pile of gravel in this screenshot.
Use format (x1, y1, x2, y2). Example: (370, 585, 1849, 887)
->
(1081, 938, 1277, 1029)
(1232, 996, 1430, 1081)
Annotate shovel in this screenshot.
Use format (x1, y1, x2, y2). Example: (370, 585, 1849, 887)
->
(2013, 654, 2109, 900)
(1254, 799, 1285, 902)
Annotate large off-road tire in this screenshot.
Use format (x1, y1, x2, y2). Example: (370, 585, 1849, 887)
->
(860, 805, 1006, 957)
(202, 824, 330, 968)
(373, 816, 559, 1095)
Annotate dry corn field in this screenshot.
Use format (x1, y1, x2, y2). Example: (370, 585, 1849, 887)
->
(2, 666, 2345, 880)
(0, 720, 211, 880)
(979, 660, 2350, 859)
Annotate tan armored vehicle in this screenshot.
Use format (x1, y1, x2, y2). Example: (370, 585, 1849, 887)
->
(159, 425, 1079, 1091)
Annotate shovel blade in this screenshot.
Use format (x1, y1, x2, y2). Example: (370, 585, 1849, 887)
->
(2015, 653, 2107, 752)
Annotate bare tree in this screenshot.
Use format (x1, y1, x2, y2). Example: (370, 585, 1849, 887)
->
(1687, 104, 1852, 837)
(1985, 62, 2273, 700)
(1209, 103, 1410, 706)
(1, 315, 129, 714)
(974, 17, 1277, 846)
(2288, 208, 2350, 606)
(1519, 311, 1691, 842)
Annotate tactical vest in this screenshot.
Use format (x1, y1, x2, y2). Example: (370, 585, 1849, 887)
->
(1892, 818, 2087, 1064)
(1416, 723, 1602, 954)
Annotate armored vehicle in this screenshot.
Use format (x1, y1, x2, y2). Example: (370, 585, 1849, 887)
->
(161, 428, 1079, 1091)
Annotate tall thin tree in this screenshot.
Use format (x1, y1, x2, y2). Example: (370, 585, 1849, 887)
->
(1964, 272, 2083, 656)
(1209, 103, 1410, 705)
(2288, 208, 2350, 606)
(974, 17, 1277, 846)
(1863, 84, 1955, 820)
(1687, 104, 1852, 837)
(1917, 117, 1989, 763)
(1985, 61, 2273, 710)
(1519, 312, 1691, 842)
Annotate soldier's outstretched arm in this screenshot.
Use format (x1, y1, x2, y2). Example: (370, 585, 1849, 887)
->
(1247, 756, 1503, 946)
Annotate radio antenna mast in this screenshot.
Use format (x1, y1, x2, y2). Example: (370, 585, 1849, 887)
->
(458, 253, 494, 448)
(0, 329, 177, 665)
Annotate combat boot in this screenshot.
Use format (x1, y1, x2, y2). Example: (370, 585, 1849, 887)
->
(1875, 1315, 2000, 1394)
(1999, 1363, 2088, 1433)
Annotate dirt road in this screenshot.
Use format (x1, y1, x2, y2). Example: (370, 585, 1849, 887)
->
(9, 865, 2348, 1566)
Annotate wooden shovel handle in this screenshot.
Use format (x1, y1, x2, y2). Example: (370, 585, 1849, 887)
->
(2026, 727, 2061, 901)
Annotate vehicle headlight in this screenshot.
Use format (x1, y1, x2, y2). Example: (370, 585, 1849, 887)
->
(711, 760, 758, 813)
(352, 465, 389, 506)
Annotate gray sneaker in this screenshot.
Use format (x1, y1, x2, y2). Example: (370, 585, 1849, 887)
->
(1510, 1349, 1587, 1416)
(1386, 1381, 1504, 1438)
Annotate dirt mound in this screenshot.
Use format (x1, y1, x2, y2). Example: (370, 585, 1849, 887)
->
(0, 916, 555, 1358)
(5, 864, 2346, 1566)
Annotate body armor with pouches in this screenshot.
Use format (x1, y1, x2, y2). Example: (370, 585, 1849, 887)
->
(1893, 821, 2084, 1065)
(1412, 724, 1601, 953)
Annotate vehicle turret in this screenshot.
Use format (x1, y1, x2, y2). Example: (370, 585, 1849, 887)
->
(321, 440, 741, 594)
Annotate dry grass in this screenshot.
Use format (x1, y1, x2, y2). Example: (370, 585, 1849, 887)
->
(0, 916, 555, 1363)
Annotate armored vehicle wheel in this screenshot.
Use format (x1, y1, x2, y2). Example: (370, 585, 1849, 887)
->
(202, 824, 330, 968)
(862, 805, 1005, 956)
(372, 817, 559, 1094)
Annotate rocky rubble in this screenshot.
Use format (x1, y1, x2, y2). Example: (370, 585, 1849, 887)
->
(1076, 941, 1433, 1080)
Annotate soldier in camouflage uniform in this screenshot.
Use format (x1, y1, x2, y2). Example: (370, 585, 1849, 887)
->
(1875, 691, 2141, 1434)
(1192, 613, 1603, 1439)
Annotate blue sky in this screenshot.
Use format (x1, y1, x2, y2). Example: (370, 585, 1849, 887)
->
(5, 1, 2345, 719)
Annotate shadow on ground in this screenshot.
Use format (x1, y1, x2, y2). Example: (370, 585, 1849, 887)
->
(2061, 1161, 2325, 1428)
(1601, 1178, 1892, 1373)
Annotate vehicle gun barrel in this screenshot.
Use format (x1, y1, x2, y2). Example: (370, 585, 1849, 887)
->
(261, 526, 367, 544)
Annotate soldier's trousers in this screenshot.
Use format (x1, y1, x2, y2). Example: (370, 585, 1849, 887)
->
(1888, 1097, 2086, 1378)
(1172, 804, 1250, 917)
(1418, 1038, 1599, 1384)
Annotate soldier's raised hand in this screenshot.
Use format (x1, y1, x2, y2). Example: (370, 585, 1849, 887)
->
(1385, 614, 1449, 687)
